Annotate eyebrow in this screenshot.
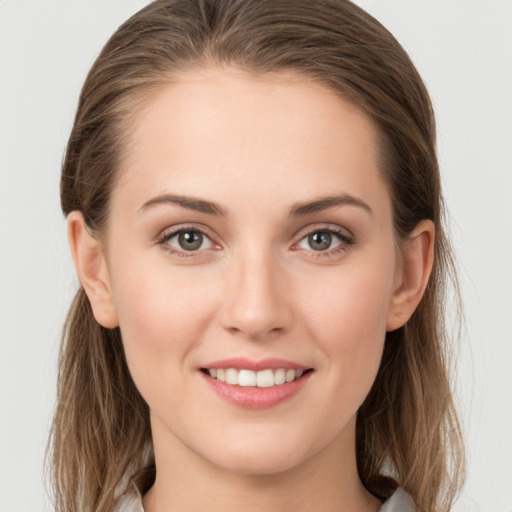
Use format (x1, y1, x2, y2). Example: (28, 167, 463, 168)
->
(138, 194, 226, 216)
(289, 194, 373, 217)
(138, 192, 372, 217)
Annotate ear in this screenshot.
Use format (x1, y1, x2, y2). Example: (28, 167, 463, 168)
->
(386, 220, 435, 332)
(67, 211, 119, 328)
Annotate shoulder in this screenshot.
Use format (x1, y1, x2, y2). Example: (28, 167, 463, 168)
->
(112, 485, 414, 512)
(378, 488, 416, 512)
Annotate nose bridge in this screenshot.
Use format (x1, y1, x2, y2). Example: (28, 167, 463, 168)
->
(221, 243, 290, 339)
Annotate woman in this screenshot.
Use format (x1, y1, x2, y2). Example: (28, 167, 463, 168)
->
(48, 1, 465, 511)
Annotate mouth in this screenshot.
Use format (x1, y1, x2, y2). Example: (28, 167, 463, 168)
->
(200, 367, 313, 388)
(199, 359, 314, 409)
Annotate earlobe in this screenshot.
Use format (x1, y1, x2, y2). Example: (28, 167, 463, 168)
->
(386, 220, 435, 332)
(67, 211, 119, 328)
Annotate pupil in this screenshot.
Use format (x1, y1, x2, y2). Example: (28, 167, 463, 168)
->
(309, 231, 331, 251)
(178, 231, 202, 251)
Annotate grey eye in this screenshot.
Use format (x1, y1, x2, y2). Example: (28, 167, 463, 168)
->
(178, 231, 203, 250)
(308, 231, 332, 251)
(166, 230, 212, 251)
(298, 230, 343, 252)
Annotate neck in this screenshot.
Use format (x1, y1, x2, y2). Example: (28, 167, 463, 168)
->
(142, 416, 381, 512)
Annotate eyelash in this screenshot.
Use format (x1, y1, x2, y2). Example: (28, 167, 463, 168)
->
(156, 225, 355, 259)
(156, 226, 216, 259)
(295, 226, 355, 259)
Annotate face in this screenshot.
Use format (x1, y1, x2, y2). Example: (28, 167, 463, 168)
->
(101, 68, 402, 476)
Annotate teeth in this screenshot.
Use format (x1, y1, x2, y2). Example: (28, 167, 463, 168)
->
(207, 368, 306, 387)
(238, 369, 256, 387)
(274, 368, 286, 385)
(256, 369, 274, 388)
(225, 368, 238, 385)
(285, 369, 295, 383)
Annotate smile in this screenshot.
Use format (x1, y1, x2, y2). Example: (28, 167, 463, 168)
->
(200, 360, 314, 409)
(204, 368, 308, 387)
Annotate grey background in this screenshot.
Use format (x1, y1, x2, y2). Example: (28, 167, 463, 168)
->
(1, 1, 511, 510)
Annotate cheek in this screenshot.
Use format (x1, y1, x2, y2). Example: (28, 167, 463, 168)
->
(299, 254, 395, 390)
(108, 253, 216, 377)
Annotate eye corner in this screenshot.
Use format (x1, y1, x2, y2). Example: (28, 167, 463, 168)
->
(155, 225, 221, 259)
(291, 224, 356, 259)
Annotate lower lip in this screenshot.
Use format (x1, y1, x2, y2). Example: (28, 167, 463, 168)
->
(201, 371, 312, 409)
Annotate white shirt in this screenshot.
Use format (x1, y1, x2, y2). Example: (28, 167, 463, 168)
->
(113, 485, 415, 512)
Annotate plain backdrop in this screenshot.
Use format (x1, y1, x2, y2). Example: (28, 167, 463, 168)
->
(0, 1, 511, 511)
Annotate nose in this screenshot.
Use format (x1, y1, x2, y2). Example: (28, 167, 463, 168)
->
(219, 249, 292, 340)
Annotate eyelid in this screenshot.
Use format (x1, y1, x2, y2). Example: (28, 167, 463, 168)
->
(155, 224, 221, 256)
(292, 223, 354, 244)
(291, 223, 355, 255)
(154, 222, 354, 259)
(166, 230, 213, 250)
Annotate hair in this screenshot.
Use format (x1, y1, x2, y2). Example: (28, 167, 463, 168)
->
(48, 1, 465, 511)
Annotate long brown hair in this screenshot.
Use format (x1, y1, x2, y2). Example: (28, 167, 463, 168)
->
(48, 1, 465, 511)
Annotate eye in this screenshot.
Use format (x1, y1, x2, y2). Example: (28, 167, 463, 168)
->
(162, 229, 213, 252)
(297, 228, 352, 252)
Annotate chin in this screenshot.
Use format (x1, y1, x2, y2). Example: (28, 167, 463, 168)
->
(197, 428, 319, 477)
(210, 449, 304, 476)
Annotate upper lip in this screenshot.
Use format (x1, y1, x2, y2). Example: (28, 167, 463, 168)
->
(201, 357, 310, 371)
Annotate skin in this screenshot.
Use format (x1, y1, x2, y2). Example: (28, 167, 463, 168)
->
(68, 68, 434, 512)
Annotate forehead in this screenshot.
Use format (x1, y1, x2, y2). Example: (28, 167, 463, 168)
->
(113, 67, 391, 221)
